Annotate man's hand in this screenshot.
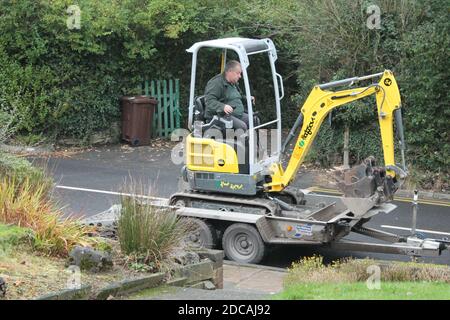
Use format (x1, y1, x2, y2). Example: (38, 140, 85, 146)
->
(223, 104, 233, 114)
(251, 96, 255, 105)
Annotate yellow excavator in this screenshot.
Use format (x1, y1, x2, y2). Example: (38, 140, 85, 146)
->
(168, 38, 446, 263)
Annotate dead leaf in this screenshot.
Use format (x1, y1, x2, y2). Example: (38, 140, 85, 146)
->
(13, 280, 23, 286)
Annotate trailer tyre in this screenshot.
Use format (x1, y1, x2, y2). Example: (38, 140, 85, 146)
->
(222, 223, 265, 264)
(184, 218, 217, 249)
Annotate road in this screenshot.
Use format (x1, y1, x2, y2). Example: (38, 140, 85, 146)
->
(31, 143, 450, 267)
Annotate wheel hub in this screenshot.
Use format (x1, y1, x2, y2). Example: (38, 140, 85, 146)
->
(240, 240, 249, 249)
(235, 234, 253, 254)
(189, 232, 200, 243)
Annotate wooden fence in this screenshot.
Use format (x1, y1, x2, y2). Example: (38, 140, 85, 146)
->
(141, 79, 181, 138)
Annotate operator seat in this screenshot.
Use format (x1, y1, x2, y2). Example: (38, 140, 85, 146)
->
(194, 95, 206, 121)
(193, 95, 224, 133)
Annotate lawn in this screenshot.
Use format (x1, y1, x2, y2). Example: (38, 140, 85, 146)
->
(275, 255, 450, 300)
(274, 281, 450, 300)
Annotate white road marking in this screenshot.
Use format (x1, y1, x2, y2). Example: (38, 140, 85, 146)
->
(381, 225, 450, 237)
(55, 185, 167, 201)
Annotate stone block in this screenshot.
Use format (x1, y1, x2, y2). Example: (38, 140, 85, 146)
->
(176, 260, 214, 284)
(213, 266, 223, 289)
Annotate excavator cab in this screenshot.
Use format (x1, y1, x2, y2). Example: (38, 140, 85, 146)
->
(184, 38, 284, 194)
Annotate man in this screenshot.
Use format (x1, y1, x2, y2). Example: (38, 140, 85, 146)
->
(204, 60, 253, 131)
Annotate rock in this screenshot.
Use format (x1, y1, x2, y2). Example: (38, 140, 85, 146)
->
(189, 280, 216, 290)
(173, 251, 200, 266)
(203, 280, 216, 290)
(67, 246, 113, 273)
(0, 277, 6, 297)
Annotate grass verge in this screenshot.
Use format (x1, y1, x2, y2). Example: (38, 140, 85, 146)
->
(274, 281, 450, 300)
(276, 255, 450, 300)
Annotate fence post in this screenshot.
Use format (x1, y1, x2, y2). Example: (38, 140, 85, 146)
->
(156, 80, 162, 137)
(163, 80, 169, 137)
(175, 79, 180, 128)
(150, 80, 156, 137)
(169, 79, 175, 135)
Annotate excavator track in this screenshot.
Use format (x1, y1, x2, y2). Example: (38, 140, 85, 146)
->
(169, 191, 280, 215)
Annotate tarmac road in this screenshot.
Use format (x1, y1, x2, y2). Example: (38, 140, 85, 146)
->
(31, 143, 450, 267)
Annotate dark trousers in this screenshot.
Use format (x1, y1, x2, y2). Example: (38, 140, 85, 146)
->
(230, 113, 249, 131)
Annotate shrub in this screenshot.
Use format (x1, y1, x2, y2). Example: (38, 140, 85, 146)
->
(284, 255, 356, 285)
(118, 194, 189, 268)
(0, 175, 96, 257)
(0, 153, 96, 256)
(285, 255, 450, 287)
(0, 223, 34, 252)
(0, 151, 53, 195)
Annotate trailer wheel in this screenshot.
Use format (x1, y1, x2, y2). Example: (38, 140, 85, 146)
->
(222, 223, 265, 264)
(183, 218, 217, 249)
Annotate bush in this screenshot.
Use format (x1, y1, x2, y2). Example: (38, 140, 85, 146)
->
(284, 255, 450, 287)
(0, 153, 96, 257)
(118, 194, 189, 267)
(0, 223, 34, 252)
(0, 152, 53, 194)
(0, 175, 96, 257)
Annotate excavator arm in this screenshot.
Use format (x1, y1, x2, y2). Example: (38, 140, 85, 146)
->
(266, 70, 407, 201)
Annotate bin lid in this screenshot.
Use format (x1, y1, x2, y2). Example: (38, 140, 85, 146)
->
(121, 95, 158, 104)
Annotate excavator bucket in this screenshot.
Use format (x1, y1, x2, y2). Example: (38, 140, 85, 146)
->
(334, 157, 402, 212)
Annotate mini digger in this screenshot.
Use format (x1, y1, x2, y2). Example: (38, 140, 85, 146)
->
(166, 38, 448, 263)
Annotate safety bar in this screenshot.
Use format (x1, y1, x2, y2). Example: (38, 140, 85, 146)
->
(318, 72, 384, 90)
(276, 73, 284, 99)
(253, 118, 279, 130)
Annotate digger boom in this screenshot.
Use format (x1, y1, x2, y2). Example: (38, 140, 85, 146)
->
(266, 70, 406, 193)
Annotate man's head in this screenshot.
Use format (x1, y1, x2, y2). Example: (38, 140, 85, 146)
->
(224, 60, 242, 84)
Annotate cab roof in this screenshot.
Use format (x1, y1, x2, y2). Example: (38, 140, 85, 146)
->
(187, 37, 273, 55)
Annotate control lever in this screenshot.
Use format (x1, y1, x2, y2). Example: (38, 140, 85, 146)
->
(219, 115, 233, 129)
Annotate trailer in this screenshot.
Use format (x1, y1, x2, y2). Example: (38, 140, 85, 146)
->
(83, 189, 449, 264)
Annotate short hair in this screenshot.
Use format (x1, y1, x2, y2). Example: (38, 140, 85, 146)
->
(224, 60, 241, 73)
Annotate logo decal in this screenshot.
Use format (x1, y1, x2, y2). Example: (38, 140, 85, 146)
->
(384, 78, 392, 86)
(301, 117, 316, 139)
(216, 181, 244, 190)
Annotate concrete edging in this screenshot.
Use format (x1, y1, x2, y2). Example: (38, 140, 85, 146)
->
(223, 260, 288, 273)
(34, 249, 225, 300)
(94, 273, 165, 300)
(35, 285, 91, 300)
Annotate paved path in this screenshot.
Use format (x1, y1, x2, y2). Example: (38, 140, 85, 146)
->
(130, 263, 287, 300)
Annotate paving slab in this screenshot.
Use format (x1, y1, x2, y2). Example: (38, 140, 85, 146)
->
(131, 263, 287, 300)
(223, 264, 286, 294)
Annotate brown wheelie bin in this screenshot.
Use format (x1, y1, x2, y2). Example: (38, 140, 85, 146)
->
(121, 96, 157, 146)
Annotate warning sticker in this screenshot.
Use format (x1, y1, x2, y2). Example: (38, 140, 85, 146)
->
(294, 224, 313, 238)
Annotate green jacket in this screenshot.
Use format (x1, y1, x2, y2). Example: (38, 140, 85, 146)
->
(204, 73, 245, 120)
